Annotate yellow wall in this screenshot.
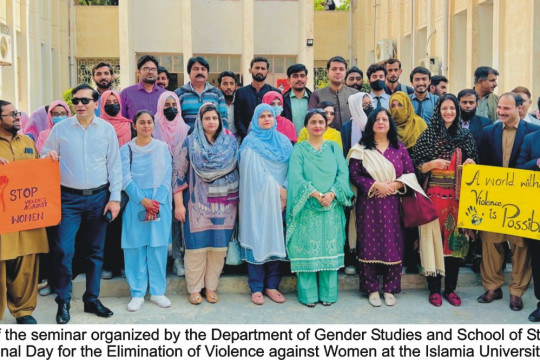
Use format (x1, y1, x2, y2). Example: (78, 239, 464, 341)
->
(314, 10, 350, 66)
(75, 6, 119, 58)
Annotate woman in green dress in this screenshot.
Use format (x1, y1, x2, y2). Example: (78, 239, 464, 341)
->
(286, 108, 353, 307)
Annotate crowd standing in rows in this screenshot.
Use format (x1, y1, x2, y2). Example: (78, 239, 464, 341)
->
(1, 53, 540, 325)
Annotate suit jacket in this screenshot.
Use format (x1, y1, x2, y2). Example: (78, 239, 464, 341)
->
(516, 130, 540, 170)
(464, 115, 491, 150)
(479, 120, 540, 168)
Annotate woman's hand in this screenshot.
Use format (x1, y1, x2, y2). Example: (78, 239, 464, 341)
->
(319, 192, 335, 207)
(141, 198, 160, 214)
(373, 181, 394, 198)
(145, 211, 157, 221)
(279, 187, 287, 211)
(174, 204, 186, 222)
(430, 159, 451, 170)
(463, 158, 475, 165)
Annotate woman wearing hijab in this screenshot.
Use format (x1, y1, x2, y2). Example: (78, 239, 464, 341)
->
(121, 111, 173, 311)
(99, 90, 132, 147)
(342, 93, 371, 157)
(173, 103, 239, 305)
(412, 93, 478, 307)
(153, 91, 190, 277)
(389, 91, 427, 151)
(36, 101, 71, 153)
(24, 106, 48, 142)
(297, 101, 343, 149)
(238, 104, 293, 305)
(348, 108, 415, 307)
(153, 91, 190, 155)
(389, 91, 428, 274)
(261, 91, 297, 143)
(286, 109, 353, 307)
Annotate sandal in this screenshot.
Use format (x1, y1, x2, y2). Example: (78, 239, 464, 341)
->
(321, 302, 333, 306)
(205, 290, 219, 304)
(305, 303, 316, 308)
(251, 292, 264, 305)
(189, 292, 202, 305)
(264, 289, 286, 303)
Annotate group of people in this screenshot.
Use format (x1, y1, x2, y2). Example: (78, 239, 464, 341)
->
(1, 53, 540, 325)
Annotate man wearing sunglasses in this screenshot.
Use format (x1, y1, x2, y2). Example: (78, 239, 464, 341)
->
(42, 84, 122, 324)
(0, 100, 49, 324)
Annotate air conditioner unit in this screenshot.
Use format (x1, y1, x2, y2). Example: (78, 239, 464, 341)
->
(420, 56, 441, 75)
(375, 39, 395, 63)
(0, 34, 13, 66)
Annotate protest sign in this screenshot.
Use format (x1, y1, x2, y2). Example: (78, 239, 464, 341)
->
(0, 158, 61, 234)
(458, 164, 540, 240)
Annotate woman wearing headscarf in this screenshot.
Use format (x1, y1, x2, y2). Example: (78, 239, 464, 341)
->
(24, 106, 48, 142)
(36, 101, 71, 153)
(238, 104, 293, 305)
(342, 92, 371, 157)
(286, 109, 353, 307)
(173, 103, 239, 305)
(153, 91, 190, 155)
(261, 91, 297, 143)
(99, 90, 132, 147)
(389, 91, 428, 274)
(389, 91, 427, 151)
(297, 101, 343, 149)
(412, 93, 478, 307)
(154, 91, 190, 277)
(121, 111, 172, 311)
(348, 108, 415, 307)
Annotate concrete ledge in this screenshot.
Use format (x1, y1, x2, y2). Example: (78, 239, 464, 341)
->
(72, 267, 515, 299)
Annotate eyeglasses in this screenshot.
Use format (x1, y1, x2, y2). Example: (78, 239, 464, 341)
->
(307, 108, 325, 116)
(72, 97, 94, 105)
(141, 67, 157, 73)
(0, 111, 21, 118)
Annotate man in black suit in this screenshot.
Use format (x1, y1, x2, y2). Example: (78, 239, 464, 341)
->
(477, 92, 540, 311)
(517, 129, 540, 321)
(458, 89, 492, 148)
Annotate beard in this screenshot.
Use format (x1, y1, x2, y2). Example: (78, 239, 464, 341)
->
(142, 77, 156, 85)
(252, 73, 267, 82)
(96, 80, 112, 90)
(224, 94, 234, 102)
(347, 83, 362, 91)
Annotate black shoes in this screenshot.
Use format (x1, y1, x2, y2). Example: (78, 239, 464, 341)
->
(56, 302, 70, 324)
(477, 288, 503, 303)
(529, 304, 540, 322)
(16, 315, 37, 324)
(84, 299, 113, 318)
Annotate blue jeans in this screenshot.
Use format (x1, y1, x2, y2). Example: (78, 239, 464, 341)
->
(247, 261, 282, 293)
(53, 189, 108, 304)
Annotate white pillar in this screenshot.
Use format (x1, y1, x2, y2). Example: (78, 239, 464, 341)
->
(241, 0, 254, 85)
(118, 0, 136, 89)
(182, 0, 193, 83)
(298, 0, 314, 90)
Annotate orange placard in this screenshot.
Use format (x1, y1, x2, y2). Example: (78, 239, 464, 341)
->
(0, 158, 61, 234)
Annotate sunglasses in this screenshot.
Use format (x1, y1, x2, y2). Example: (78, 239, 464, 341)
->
(307, 108, 325, 115)
(72, 97, 94, 105)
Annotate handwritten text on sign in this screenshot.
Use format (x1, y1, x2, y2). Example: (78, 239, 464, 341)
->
(458, 164, 540, 240)
(0, 158, 61, 234)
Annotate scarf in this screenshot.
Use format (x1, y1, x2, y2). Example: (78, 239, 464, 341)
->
(348, 92, 370, 146)
(153, 91, 190, 155)
(36, 101, 72, 153)
(240, 103, 293, 163)
(411, 97, 479, 174)
(124, 138, 168, 198)
(188, 102, 239, 204)
(262, 91, 297, 142)
(347, 143, 445, 276)
(99, 90, 132, 147)
(389, 91, 427, 149)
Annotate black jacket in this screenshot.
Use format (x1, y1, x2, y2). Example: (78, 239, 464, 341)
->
(282, 87, 313, 123)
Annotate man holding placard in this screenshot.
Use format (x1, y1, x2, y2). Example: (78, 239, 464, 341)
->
(477, 92, 540, 311)
(517, 129, 540, 321)
(0, 100, 49, 324)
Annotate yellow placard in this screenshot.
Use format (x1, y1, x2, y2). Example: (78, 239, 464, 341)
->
(0, 158, 61, 234)
(458, 164, 540, 240)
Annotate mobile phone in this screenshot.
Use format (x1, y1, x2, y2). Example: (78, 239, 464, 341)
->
(104, 210, 113, 223)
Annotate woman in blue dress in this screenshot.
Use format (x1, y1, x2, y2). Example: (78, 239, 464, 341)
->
(121, 110, 172, 312)
(238, 103, 293, 305)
